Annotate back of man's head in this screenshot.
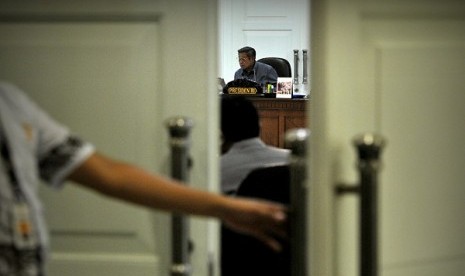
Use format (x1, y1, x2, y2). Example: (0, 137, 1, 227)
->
(221, 95, 260, 143)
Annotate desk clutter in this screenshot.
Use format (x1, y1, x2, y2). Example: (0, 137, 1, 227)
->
(220, 51, 310, 98)
(222, 78, 306, 98)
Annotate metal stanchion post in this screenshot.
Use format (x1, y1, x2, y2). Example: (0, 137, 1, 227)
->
(353, 134, 385, 276)
(285, 128, 310, 276)
(336, 133, 386, 276)
(165, 116, 194, 276)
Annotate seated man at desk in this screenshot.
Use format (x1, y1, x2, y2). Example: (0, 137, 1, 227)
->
(234, 46, 278, 86)
(220, 95, 290, 195)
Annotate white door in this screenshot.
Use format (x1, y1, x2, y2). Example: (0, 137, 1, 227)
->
(310, 1, 465, 276)
(0, 1, 219, 275)
(0, 19, 165, 276)
(219, 0, 310, 85)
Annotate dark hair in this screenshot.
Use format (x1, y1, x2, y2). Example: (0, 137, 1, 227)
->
(238, 46, 256, 59)
(221, 95, 260, 142)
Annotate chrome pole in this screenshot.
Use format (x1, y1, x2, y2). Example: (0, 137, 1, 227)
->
(302, 49, 308, 85)
(293, 49, 299, 85)
(285, 128, 310, 276)
(165, 116, 194, 276)
(353, 133, 385, 276)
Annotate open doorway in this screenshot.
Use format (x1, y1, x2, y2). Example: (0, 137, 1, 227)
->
(218, 0, 310, 88)
(218, 0, 311, 148)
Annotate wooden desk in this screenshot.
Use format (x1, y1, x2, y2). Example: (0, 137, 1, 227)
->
(249, 98, 308, 148)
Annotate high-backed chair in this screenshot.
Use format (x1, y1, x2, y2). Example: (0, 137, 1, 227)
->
(257, 57, 292, 77)
(221, 165, 291, 276)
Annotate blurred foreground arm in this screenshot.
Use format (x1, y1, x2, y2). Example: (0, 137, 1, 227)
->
(68, 152, 287, 251)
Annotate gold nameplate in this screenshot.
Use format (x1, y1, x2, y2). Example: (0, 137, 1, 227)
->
(223, 79, 262, 95)
(227, 87, 258, 94)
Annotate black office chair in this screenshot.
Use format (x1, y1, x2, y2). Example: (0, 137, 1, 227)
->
(221, 165, 291, 276)
(257, 57, 292, 77)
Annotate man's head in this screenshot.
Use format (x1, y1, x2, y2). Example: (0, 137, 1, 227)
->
(221, 95, 260, 144)
(237, 46, 256, 71)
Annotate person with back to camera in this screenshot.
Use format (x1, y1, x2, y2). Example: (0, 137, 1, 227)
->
(220, 95, 290, 195)
(0, 81, 287, 275)
(234, 46, 278, 86)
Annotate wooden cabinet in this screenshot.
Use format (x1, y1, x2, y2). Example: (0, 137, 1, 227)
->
(249, 98, 308, 148)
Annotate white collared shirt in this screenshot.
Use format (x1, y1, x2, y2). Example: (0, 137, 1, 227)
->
(221, 137, 290, 194)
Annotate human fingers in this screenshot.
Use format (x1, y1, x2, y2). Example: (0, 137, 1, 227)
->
(222, 198, 288, 251)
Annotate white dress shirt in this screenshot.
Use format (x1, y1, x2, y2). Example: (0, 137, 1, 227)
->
(221, 137, 290, 194)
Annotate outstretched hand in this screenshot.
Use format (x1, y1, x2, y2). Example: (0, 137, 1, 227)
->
(68, 151, 288, 250)
(221, 197, 288, 252)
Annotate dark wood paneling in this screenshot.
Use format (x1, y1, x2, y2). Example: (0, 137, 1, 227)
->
(250, 98, 308, 148)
